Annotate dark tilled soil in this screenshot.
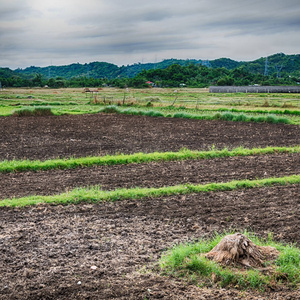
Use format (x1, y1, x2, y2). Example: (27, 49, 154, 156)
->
(0, 113, 299, 160)
(1, 153, 300, 199)
(0, 185, 299, 299)
(1, 114, 300, 299)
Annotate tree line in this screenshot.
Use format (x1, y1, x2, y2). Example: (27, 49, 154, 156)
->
(0, 53, 299, 88)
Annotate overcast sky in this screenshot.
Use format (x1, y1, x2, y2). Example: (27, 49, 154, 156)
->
(1, 0, 299, 69)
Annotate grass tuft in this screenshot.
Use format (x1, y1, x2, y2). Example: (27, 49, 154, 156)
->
(99, 105, 119, 114)
(160, 231, 300, 290)
(13, 106, 54, 117)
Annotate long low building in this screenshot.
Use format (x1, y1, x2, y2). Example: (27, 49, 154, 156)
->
(209, 86, 300, 93)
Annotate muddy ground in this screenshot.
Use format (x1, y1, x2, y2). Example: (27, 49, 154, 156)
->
(0, 153, 299, 199)
(0, 114, 299, 299)
(0, 113, 299, 160)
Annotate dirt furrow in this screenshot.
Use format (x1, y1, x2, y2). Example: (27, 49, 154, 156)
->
(1, 153, 299, 199)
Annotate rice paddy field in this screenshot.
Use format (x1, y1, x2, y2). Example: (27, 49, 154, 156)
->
(0, 88, 299, 299)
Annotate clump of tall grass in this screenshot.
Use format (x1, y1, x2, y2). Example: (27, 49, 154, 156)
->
(99, 105, 120, 114)
(142, 110, 164, 117)
(215, 112, 290, 124)
(160, 231, 300, 290)
(13, 106, 54, 117)
(173, 112, 191, 119)
(122, 107, 142, 115)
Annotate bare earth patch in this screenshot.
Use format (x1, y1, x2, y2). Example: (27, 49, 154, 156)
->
(0, 113, 299, 160)
(0, 185, 299, 299)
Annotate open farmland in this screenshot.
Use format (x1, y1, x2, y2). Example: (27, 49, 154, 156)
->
(0, 97, 300, 299)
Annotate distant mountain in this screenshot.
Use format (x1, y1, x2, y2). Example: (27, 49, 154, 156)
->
(14, 62, 121, 80)
(3, 53, 300, 80)
(0, 67, 16, 78)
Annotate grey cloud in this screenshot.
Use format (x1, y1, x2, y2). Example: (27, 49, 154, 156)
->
(0, 1, 33, 20)
(0, 0, 299, 69)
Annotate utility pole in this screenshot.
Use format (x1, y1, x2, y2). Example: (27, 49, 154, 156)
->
(275, 64, 283, 78)
(48, 59, 52, 78)
(264, 57, 268, 76)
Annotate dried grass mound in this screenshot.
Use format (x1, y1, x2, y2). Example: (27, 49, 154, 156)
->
(205, 233, 279, 268)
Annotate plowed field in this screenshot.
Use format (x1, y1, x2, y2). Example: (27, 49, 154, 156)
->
(0, 113, 299, 160)
(0, 113, 299, 300)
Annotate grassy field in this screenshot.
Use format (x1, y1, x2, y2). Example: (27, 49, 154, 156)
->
(0, 87, 299, 122)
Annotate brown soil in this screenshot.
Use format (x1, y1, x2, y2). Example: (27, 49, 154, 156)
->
(0, 185, 299, 299)
(1, 153, 299, 199)
(0, 114, 299, 299)
(0, 113, 299, 160)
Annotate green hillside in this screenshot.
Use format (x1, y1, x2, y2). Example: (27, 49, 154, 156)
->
(0, 53, 299, 88)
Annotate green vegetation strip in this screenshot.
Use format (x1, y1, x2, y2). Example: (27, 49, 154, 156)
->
(1, 146, 300, 173)
(1, 174, 299, 207)
(160, 231, 300, 290)
(99, 105, 293, 124)
(159, 105, 300, 116)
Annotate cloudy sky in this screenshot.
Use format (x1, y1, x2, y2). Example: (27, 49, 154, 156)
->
(1, 0, 299, 69)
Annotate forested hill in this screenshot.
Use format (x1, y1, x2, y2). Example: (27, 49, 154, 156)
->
(6, 53, 299, 80)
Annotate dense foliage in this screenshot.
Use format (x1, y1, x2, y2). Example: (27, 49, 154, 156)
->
(0, 53, 299, 88)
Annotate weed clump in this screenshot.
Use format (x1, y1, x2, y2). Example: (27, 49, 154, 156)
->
(13, 107, 54, 117)
(99, 105, 119, 114)
(160, 232, 300, 290)
(142, 110, 164, 117)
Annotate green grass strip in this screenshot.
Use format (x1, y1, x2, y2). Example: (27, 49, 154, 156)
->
(1, 146, 300, 173)
(99, 105, 294, 124)
(161, 105, 300, 116)
(1, 174, 299, 207)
